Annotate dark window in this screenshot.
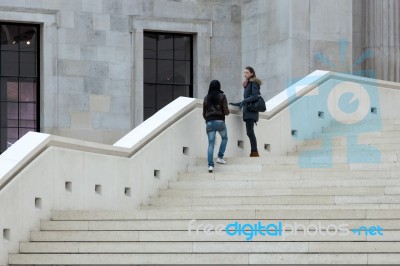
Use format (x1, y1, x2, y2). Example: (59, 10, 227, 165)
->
(143, 32, 193, 120)
(0, 23, 40, 153)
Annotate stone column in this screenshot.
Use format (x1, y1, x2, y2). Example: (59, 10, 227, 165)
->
(363, 0, 400, 82)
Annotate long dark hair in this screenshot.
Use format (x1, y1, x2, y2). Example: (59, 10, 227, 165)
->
(207, 80, 222, 107)
(245, 66, 256, 79)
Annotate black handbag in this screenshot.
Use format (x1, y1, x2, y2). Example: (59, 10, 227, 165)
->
(247, 95, 266, 112)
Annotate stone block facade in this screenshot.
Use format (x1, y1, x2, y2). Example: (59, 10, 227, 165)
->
(0, 0, 398, 144)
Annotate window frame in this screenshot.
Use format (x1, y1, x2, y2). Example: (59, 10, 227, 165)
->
(0, 22, 40, 153)
(143, 31, 193, 120)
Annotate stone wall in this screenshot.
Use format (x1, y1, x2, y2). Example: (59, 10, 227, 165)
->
(0, 0, 397, 144)
(242, 0, 353, 100)
(0, 0, 243, 144)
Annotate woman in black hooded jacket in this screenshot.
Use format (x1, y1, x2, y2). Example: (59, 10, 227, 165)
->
(230, 66, 262, 157)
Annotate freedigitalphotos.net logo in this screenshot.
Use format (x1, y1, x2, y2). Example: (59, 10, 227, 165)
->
(287, 39, 382, 168)
(187, 219, 383, 241)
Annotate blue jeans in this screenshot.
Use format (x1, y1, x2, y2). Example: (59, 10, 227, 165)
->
(206, 120, 228, 167)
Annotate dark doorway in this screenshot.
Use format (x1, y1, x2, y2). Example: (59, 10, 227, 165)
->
(143, 32, 193, 120)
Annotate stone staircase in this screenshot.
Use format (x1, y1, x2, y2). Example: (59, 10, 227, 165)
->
(8, 119, 400, 265)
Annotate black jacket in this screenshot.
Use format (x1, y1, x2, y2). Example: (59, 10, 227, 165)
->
(241, 78, 262, 122)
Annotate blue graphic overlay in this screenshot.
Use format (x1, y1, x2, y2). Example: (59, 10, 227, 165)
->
(288, 39, 382, 168)
(187, 219, 384, 241)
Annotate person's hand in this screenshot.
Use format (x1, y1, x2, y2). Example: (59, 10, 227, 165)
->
(229, 102, 244, 109)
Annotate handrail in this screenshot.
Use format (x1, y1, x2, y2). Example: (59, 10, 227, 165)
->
(261, 70, 400, 119)
(0, 97, 200, 191)
(114, 97, 199, 152)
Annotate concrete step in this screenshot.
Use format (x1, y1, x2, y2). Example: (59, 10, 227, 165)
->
(9, 253, 248, 265)
(11, 253, 399, 265)
(160, 187, 293, 197)
(302, 135, 400, 146)
(378, 123, 400, 131)
(349, 162, 400, 170)
(27, 230, 396, 242)
(18, 241, 400, 254)
(351, 135, 400, 143)
(260, 162, 398, 171)
(167, 179, 400, 189)
(265, 163, 400, 171)
(321, 123, 400, 133)
(386, 186, 400, 194)
(189, 162, 348, 170)
(196, 156, 398, 168)
(199, 163, 400, 172)
(295, 142, 400, 152)
(195, 154, 399, 166)
(326, 118, 400, 127)
(149, 195, 337, 206)
(141, 203, 400, 211)
(335, 195, 400, 204)
(192, 160, 400, 171)
(301, 137, 400, 147)
(40, 219, 400, 231)
(149, 195, 400, 206)
(19, 242, 193, 253)
(49, 209, 400, 220)
(195, 156, 300, 165)
(262, 163, 350, 170)
(286, 150, 398, 162)
(178, 170, 399, 181)
(282, 170, 394, 179)
(314, 129, 400, 139)
(291, 151, 397, 165)
(187, 164, 263, 173)
(159, 186, 386, 197)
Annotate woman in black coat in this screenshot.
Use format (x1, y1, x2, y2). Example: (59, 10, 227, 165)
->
(230, 66, 262, 157)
